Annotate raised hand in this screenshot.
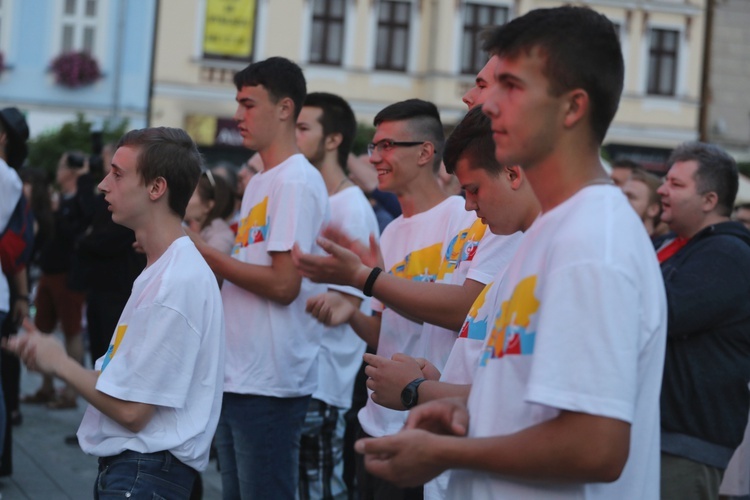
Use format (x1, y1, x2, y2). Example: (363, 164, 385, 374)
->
(306, 291, 358, 326)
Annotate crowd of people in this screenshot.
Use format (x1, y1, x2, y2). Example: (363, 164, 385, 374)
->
(1, 4, 750, 500)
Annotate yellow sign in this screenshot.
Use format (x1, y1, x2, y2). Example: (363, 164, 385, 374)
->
(203, 0, 256, 58)
(184, 115, 218, 146)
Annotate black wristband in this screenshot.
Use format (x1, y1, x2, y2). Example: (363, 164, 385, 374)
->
(16, 295, 29, 301)
(363, 267, 382, 297)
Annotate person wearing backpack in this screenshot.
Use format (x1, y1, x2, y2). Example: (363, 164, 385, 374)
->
(0, 106, 28, 465)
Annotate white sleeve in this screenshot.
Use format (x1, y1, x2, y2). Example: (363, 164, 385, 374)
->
(0, 162, 22, 231)
(96, 304, 203, 409)
(466, 231, 523, 285)
(265, 179, 326, 253)
(525, 263, 640, 423)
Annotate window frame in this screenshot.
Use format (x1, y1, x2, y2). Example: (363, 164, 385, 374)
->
(374, 0, 411, 72)
(647, 27, 679, 97)
(460, 2, 509, 75)
(308, 0, 346, 66)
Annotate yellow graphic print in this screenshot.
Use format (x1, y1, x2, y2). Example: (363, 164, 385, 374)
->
(390, 243, 443, 282)
(101, 324, 128, 372)
(480, 276, 539, 365)
(437, 219, 487, 280)
(234, 196, 269, 254)
(459, 282, 492, 340)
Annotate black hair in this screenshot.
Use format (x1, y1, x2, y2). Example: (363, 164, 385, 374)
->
(373, 99, 445, 172)
(483, 6, 623, 145)
(304, 92, 357, 170)
(444, 107, 502, 176)
(234, 57, 307, 120)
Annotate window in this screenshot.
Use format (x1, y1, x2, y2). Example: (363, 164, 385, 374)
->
(461, 3, 508, 75)
(647, 28, 679, 96)
(60, 0, 99, 53)
(309, 0, 345, 65)
(203, 0, 257, 62)
(375, 1, 410, 71)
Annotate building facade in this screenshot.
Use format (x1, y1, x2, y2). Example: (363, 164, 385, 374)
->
(703, 0, 750, 162)
(151, 0, 707, 167)
(0, 0, 156, 138)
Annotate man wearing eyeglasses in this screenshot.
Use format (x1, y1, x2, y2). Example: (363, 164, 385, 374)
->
(296, 99, 519, 499)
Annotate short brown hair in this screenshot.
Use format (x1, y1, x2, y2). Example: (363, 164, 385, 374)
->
(117, 127, 203, 218)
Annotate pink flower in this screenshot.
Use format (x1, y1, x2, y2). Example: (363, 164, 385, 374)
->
(50, 51, 101, 88)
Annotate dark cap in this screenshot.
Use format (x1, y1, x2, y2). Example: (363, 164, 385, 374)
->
(0, 107, 29, 169)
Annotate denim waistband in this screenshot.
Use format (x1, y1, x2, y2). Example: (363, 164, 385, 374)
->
(98, 450, 194, 473)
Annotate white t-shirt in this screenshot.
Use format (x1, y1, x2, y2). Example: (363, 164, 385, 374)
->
(0, 157, 22, 314)
(359, 196, 521, 437)
(418, 222, 521, 370)
(221, 154, 329, 397)
(315, 186, 380, 408)
(77, 236, 225, 472)
(447, 185, 667, 499)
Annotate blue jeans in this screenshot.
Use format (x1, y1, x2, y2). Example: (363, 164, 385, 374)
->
(215, 392, 311, 499)
(94, 450, 197, 499)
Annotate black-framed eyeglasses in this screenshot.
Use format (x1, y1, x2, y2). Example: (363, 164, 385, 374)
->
(367, 139, 425, 157)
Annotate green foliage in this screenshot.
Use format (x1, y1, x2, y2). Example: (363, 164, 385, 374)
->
(738, 162, 750, 179)
(352, 123, 376, 156)
(26, 113, 129, 180)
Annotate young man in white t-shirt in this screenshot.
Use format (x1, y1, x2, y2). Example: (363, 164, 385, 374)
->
(189, 57, 329, 499)
(294, 99, 521, 499)
(6, 127, 225, 499)
(354, 7, 667, 500)
(295, 91, 380, 499)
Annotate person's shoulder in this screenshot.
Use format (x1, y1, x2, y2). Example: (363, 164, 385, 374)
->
(691, 222, 750, 260)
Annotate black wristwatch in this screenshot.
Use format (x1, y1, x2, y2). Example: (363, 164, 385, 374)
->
(400, 377, 426, 409)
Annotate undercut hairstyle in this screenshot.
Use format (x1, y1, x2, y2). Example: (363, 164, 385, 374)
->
(482, 6, 624, 145)
(374, 99, 445, 172)
(304, 92, 357, 170)
(667, 141, 738, 217)
(234, 57, 307, 120)
(444, 107, 503, 176)
(117, 127, 203, 218)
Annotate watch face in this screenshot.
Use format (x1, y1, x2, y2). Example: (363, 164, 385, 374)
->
(401, 386, 416, 409)
(401, 379, 424, 409)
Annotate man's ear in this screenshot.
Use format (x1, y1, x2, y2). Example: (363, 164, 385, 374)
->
(702, 191, 719, 213)
(277, 97, 295, 122)
(325, 132, 343, 152)
(563, 89, 589, 130)
(417, 142, 436, 167)
(506, 165, 523, 190)
(149, 176, 169, 202)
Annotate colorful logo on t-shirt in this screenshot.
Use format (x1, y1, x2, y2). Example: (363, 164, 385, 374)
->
(438, 219, 486, 279)
(480, 275, 539, 365)
(101, 323, 128, 372)
(459, 282, 492, 340)
(390, 242, 442, 282)
(234, 197, 269, 254)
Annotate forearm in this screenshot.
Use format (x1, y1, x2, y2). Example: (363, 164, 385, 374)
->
(350, 311, 381, 350)
(55, 357, 155, 433)
(199, 243, 300, 305)
(418, 381, 471, 405)
(433, 412, 630, 483)
(12, 269, 28, 297)
(370, 274, 480, 331)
